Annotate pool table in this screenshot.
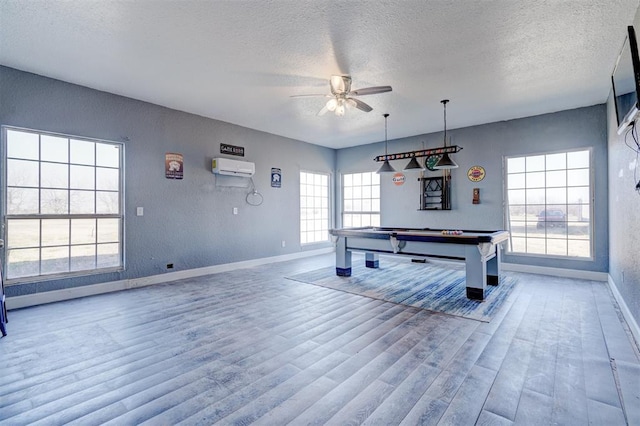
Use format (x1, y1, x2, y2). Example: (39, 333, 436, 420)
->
(329, 227, 510, 300)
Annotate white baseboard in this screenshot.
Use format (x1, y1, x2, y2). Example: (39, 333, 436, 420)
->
(502, 262, 608, 281)
(6, 247, 334, 310)
(607, 275, 640, 350)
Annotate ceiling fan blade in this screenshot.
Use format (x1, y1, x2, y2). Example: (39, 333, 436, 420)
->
(349, 86, 392, 96)
(290, 94, 331, 98)
(330, 75, 351, 95)
(348, 97, 373, 112)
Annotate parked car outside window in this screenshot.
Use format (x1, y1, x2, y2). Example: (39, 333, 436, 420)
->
(537, 209, 567, 228)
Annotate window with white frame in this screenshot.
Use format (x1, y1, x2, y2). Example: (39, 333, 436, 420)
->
(300, 171, 329, 244)
(2, 126, 124, 281)
(342, 171, 380, 228)
(505, 149, 592, 258)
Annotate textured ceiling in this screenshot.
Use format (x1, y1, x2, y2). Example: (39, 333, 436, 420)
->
(1, 0, 639, 149)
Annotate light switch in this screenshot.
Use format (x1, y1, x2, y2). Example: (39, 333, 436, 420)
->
(136, 207, 144, 216)
(233, 207, 238, 215)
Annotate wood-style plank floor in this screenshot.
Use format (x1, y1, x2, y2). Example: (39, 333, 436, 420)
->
(1, 253, 639, 425)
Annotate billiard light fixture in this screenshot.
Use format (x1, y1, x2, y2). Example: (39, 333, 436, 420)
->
(376, 113, 397, 174)
(403, 156, 425, 171)
(433, 99, 459, 170)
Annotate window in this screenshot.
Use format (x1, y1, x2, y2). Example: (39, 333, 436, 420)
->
(505, 149, 592, 258)
(342, 171, 380, 227)
(300, 171, 329, 244)
(2, 127, 124, 281)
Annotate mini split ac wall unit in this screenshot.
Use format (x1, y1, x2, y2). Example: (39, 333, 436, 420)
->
(212, 158, 255, 177)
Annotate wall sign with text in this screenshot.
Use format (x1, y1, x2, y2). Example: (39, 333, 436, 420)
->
(467, 166, 485, 182)
(165, 152, 184, 179)
(220, 143, 245, 156)
(271, 168, 282, 188)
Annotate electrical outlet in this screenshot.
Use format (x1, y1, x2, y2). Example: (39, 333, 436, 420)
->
(233, 207, 238, 215)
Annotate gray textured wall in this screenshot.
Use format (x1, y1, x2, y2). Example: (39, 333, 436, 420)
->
(336, 105, 609, 272)
(608, 52, 640, 328)
(0, 66, 334, 297)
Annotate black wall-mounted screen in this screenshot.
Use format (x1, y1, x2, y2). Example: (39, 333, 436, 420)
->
(612, 25, 640, 135)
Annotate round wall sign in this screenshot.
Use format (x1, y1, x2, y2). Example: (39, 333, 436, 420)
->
(467, 166, 486, 182)
(392, 172, 406, 186)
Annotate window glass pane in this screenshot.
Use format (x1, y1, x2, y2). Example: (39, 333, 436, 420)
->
(41, 246, 70, 274)
(343, 174, 352, 186)
(41, 162, 68, 188)
(97, 243, 120, 268)
(7, 248, 40, 278)
(567, 169, 589, 186)
(7, 129, 39, 160)
(97, 191, 119, 214)
(70, 139, 95, 165)
(507, 173, 525, 189)
(41, 189, 69, 214)
(526, 172, 545, 188)
(508, 189, 525, 204)
(546, 170, 566, 188)
(526, 155, 545, 172)
(526, 189, 545, 204)
(508, 157, 525, 173)
(7, 188, 39, 214)
(547, 188, 567, 204)
(567, 150, 589, 168)
(568, 186, 590, 204)
(510, 237, 526, 252)
(545, 153, 566, 170)
(568, 240, 590, 257)
(71, 219, 97, 244)
(42, 219, 70, 247)
(526, 237, 546, 254)
(7, 219, 40, 249)
(98, 219, 119, 243)
(41, 135, 68, 163)
(96, 143, 120, 168)
(546, 239, 567, 256)
(8, 159, 39, 187)
(70, 190, 95, 214)
(70, 165, 95, 190)
(71, 245, 96, 271)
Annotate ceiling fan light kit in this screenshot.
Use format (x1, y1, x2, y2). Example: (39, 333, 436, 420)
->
(374, 99, 462, 170)
(292, 75, 392, 116)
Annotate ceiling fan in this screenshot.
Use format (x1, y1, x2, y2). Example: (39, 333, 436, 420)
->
(292, 75, 392, 116)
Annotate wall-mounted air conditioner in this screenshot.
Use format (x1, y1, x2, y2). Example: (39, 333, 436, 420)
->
(212, 157, 255, 177)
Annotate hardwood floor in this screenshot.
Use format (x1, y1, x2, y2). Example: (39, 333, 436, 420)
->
(0, 253, 638, 425)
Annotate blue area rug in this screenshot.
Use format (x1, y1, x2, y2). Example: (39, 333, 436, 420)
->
(287, 259, 518, 322)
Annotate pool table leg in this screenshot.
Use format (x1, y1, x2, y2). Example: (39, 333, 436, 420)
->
(487, 244, 502, 285)
(465, 245, 487, 300)
(365, 252, 379, 268)
(335, 237, 352, 276)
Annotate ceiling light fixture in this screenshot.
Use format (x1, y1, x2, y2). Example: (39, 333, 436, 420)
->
(433, 99, 459, 170)
(376, 113, 396, 174)
(403, 156, 425, 171)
